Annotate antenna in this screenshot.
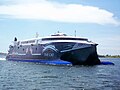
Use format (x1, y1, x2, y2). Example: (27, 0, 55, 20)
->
(57, 31, 60, 33)
(36, 32, 39, 38)
(75, 30, 76, 37)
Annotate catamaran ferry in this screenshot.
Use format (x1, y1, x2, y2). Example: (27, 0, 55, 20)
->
(6, 32, 100, 65)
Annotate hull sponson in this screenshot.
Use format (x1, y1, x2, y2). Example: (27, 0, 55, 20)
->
(60, 46, 100, 65)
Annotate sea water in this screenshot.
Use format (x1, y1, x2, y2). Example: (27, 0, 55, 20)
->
(0, 57, 120, 90)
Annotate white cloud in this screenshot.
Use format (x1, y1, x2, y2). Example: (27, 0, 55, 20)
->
(0, 0, 119, 25)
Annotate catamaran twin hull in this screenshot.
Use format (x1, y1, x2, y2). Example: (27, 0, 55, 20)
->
(6, 43, 100, 65)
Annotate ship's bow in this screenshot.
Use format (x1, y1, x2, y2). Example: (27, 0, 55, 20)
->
(60, 45, 100, 65)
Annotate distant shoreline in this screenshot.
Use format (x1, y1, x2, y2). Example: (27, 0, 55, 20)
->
(0, 52, 7, 56)
(99, 55, 120, 58)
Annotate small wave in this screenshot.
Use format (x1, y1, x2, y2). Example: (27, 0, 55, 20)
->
(0, 58, 6, 60)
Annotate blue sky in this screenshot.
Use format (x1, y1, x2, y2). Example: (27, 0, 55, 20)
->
(0, 0, 120, 55)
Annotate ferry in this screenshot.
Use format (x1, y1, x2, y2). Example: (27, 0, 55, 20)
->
(6, 32, 100, 65)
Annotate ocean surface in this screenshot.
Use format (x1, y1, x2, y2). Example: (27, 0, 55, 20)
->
(0, 57, 120, 90)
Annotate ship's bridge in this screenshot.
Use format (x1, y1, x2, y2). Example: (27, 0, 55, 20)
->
(42, 33, 88, 41)
(51, 33, 67, 36)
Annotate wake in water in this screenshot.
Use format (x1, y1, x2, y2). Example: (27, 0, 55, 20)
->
(0, 58, 6, 60)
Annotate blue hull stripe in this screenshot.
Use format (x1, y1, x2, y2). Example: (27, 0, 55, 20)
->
(8, 59, 72, 65)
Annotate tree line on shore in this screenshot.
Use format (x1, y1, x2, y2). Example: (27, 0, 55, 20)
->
(98, 54, 120, 58)
(0, 52, 7, 56)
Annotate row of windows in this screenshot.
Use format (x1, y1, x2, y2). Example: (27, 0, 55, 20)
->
(18, 37, 87, 45)
(21, 40, 35, 44)
(17, 47, 38, 51)
(42, 38, 88, 41)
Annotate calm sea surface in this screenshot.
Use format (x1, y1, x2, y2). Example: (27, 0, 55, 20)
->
(0, 57, 120, 90)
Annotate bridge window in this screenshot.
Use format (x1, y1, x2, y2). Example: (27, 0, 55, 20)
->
(42, 38, 87, 41)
